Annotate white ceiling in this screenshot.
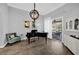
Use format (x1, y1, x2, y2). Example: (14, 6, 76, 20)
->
(7, 3, 65, 15)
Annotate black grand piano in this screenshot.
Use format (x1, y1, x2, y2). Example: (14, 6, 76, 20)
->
(26, 30, 48, 44)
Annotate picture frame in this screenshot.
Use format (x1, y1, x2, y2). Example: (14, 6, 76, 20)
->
(24, 21, 30, 28)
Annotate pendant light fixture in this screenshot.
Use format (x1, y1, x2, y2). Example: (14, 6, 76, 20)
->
(29, 3, 39, 21)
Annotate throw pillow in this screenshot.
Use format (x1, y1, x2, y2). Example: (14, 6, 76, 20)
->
(10, 35, 15, 38)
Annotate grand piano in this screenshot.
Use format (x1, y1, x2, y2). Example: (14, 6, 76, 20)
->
(26, 30, 48, 44)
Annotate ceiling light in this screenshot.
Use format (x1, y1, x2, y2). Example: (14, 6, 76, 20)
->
(29, 3, 39, 21)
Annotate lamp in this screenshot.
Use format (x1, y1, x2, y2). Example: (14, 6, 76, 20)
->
(29, 3, 39, 21)
(29, 3, 39, 28)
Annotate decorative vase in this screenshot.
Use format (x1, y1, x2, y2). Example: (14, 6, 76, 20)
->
(32, 21, 35, 28)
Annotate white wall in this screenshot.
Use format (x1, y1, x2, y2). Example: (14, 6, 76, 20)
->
(8, 6, 44, 40)
(44, 3, 79, 54)
(44, 3, 79, 39)
(0, 3, 8, 48)
(44, 17, 52, 39)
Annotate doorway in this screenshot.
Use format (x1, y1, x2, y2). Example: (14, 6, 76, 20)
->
(44, 17, 63, 41)
(52, 17, 63, 41)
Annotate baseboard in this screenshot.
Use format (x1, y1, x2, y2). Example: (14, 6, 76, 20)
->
(0, 42, 7, 48)
(21, 38, 27, 40)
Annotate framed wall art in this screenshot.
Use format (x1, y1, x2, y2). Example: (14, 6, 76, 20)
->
(24, 21, 30, 28)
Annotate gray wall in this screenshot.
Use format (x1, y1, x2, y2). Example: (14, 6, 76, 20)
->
(0, 4, 8, 47)
(8, 6, 44, 40)
(0, 3, 44, 47)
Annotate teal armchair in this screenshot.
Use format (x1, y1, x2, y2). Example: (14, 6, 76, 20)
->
(6, 33, 21, 44)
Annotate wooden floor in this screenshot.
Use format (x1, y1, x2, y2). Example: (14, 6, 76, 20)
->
(0, 37, 73, 55)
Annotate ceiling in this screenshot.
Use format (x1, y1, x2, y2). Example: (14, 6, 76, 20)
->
(7, 3, 66, 15)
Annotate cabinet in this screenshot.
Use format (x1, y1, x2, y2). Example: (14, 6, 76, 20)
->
(65, 17, 79, 31)
(68, 37, 77, 54)
(76, 40, 79, 54)
(63, 34, 79, 54)
(64, 17, 79, 54)
(65, 17, 74, 31)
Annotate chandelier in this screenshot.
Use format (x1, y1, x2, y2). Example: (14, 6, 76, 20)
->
(29, 3, 39, 21)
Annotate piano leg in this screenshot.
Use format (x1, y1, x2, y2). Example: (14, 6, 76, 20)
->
(28, 38, 30, 44)
(38, 37, 39, 40)
(45, 37, 47, 44)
